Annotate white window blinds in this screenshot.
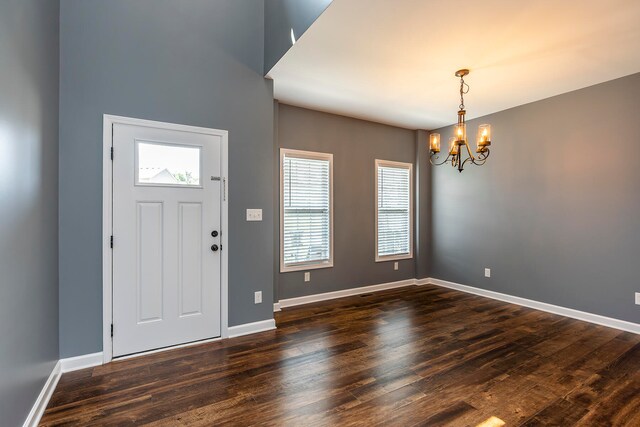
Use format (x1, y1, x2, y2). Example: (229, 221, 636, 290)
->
(281, 150, 332, 270)
(376, 161, 412, 260)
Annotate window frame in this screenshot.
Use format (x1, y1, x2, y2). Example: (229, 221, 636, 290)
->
(375, 159, 414, 263)
(280, 148, 334, 273)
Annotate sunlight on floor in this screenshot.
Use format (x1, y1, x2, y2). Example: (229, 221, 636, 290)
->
(476, 415, 506, 427)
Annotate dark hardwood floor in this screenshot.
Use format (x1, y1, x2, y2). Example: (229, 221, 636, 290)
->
(41, 284, 640, 426)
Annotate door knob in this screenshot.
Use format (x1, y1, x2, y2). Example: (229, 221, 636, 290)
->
(211, 244, 219, 252)
(211, 230, 219, 237)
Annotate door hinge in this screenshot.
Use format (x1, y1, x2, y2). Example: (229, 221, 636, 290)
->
(110, 235, 113, 249)
(110, 324, 114, 337)
(110, 146, 114, 160)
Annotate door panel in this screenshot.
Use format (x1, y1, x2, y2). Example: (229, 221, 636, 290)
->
(137, 201, 164, 323)
(179, 202, 203, 317)
(112, 123, 222, 357)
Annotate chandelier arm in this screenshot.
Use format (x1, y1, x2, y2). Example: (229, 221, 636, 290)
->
(469, 149, 491, 165)
(463, 140, 476, 161)
(429, 152, 452, 166)
(460, 155, 475, 170)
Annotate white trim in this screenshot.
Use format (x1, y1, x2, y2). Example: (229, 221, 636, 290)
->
(273, 302, 282, 312)
(280, 148, 334, 273)
(374, 159, 414, 263)
(102, 114, 230, 362)
(428, 277, 640, 334)
(60, 352, 104, 373)
(22, 361, 61, 427)
(102, 115, 113, 364)
(221, 132, 229, 339)
(228, 319, 277, 338)
(278, 279, 417, 308)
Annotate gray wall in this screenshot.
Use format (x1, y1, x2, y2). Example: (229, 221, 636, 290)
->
(277, 104, 416, 300)
(0, 1, 60, 425)
(264, 0, 333, 74)
(430, 73, 640, 324)
(59, 0, 274, 358)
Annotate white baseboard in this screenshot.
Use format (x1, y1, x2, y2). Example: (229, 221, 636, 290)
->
(428, 277, 640, 334)
(277, 278, 417, 309)
(228, 319, 276, 338)
(22, 361, 61, 427)
(273, 302, 282, 312)
(60, 352, 104, 373)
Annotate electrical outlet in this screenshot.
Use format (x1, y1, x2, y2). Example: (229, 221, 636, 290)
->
(394, 262, 399, 271)
(485, 268, 491, 278)
(304, 272, 311, 282)
(254, 291, 262, 304)
(246, 209, 262, 221)
(635, 292, 640, 305)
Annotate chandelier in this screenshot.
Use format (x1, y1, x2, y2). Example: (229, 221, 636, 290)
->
(429, 69, 492, 172)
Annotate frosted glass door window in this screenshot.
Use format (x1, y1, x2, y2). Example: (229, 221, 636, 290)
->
(136, 141, 201, 186)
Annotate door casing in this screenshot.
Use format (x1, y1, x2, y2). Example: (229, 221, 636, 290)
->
(102, 114, 229, 363)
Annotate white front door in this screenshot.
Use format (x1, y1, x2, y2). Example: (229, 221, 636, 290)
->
(112, 123, 223, 357)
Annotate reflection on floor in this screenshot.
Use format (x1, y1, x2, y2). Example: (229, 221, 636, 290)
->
(41, 284, 640, 426)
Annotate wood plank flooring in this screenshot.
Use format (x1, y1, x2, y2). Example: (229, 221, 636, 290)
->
(41, 284, 640, 426)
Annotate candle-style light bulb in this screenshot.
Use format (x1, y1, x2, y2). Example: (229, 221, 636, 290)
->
(448, 137, 458, 155)
(454, 123, 466, 143)
(429, 133, 441, 153)
(476, 124, 491, 152)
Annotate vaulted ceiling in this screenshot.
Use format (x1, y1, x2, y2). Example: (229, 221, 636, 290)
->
(268, 0, 640, 129)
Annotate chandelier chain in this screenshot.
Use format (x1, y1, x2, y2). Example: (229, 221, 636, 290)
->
(459, 76, 469, 110)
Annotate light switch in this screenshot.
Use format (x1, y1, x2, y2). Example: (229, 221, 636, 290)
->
(394, 262, 399, 271)
(304, 272, 310, 282)
(246, 209, 262, 221)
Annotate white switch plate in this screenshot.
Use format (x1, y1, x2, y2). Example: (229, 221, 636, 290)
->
(635, 292, 640, 305)
(304, 272, 310, 282)
(485, 268, 491, 278)
(394, 262, 399, 271)
(254, 291, 262, 304)
(246, 209, 262, 221)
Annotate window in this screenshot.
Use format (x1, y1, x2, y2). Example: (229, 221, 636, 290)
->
(375, 159, 413, 261)
(136, 140, 201, 187)
(280, 149, 333, 272)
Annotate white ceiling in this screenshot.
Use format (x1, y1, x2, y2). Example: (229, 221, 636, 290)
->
(268, 0, 640, 130)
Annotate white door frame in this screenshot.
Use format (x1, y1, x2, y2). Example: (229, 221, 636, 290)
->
(102, 114, 229, 364)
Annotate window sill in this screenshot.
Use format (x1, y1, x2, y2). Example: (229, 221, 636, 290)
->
(281, 261, 334, 273)
(375, 254, 413, 263)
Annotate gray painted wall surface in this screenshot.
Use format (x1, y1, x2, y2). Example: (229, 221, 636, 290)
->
(59, 0, 274, 357)
(264, 0, 332, 74)
(0, 1, 60, 425)
(277, 104, 416, 300)
(430, 73, 640, 324)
